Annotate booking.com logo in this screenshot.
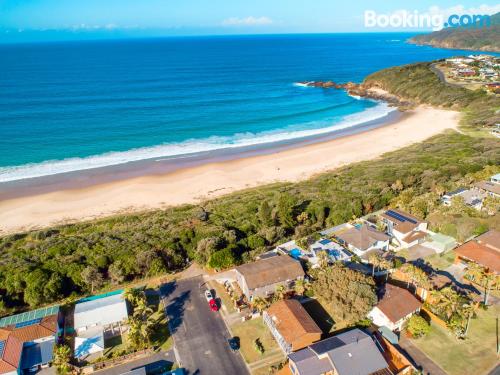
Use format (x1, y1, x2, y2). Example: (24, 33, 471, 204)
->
(364, 10, 491, 31)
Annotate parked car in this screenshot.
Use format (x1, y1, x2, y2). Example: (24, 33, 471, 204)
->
(204, 290, 214, 302)
(205, 290, 219, 311)
(228, 337, 240, 352)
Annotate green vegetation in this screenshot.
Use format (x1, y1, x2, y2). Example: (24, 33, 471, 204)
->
(409, 12, 500, 52)
(412, 304, 500, 375)
(406, 314, 430, 338)
(364, 61, 500, 131)
(53, 344, 72, 375)
(311, 264, 377, 328)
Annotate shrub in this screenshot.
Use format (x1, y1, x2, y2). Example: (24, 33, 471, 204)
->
(406, 314, 430, 338)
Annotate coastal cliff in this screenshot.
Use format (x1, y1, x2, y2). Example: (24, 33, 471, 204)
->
(408, 12, 500, 53)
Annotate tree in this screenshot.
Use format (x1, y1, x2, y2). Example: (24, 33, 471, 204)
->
(108, 261, 126, 284)
(406, 315, 430, 338)
(465, 263, 498, 305)
(293, 279, 310, 296)
(53, 344, 72, 375)
(379, 259, 393, 281)
(23, 270, 49, 307)
(252, 297, 268, 314)
(258, 201, 274, 227)
(317, 251, 329, 269)
(208, 247, 238, 270)
(274, 285, 287, 301)
(81, 266, 104, 293)
(430, 287, 461, 320)
(276, 193, 297, 228)
(311, 265, 377, 326)
(368, 254, 381, 277)
(127, 290, 156, 349)
(461, 302, 478, 338)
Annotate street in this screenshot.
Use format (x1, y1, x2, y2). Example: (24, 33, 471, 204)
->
(161, 276, 249, 375)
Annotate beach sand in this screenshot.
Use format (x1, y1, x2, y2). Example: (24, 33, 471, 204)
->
(0, 106, 460, 235)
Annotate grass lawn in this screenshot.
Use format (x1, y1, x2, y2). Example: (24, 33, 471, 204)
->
(424, 251, 456, 271)
(231, 317, 280, 364)
(209, 281, 236, 314)
(103, 334, 129, 358)
(411, 304, 499, 375)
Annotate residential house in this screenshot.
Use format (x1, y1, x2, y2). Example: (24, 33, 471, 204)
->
(368, 284, 422, 332)
(287, 329, 391, 375)
(441, 187, 486, 210)
(309, 238, 351, 266)
(263, 299, 322, 354)
(474, 175, 500, 198)
(235, 255, 305, 301)
(454, 230, 500, 274)
(380, 209, 428, 248)
(0, 306, 60, 375)
(74, 290, 129, 358)
(333, 223, 390, 260)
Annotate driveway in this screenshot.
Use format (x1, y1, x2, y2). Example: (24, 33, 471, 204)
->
(161, 276, 248, 375)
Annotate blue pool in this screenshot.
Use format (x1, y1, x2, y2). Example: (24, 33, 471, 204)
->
(290, 248, 302, 259)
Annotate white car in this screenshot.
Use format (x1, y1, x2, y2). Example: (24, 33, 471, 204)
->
(204, 290, 214, 302)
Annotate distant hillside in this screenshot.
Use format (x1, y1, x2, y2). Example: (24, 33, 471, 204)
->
(409, 12, 500, 52)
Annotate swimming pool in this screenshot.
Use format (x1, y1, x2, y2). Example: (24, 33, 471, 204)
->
(289, 248, 302, 259)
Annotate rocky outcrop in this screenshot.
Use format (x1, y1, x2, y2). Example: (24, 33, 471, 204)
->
(298, 81, 415, 110)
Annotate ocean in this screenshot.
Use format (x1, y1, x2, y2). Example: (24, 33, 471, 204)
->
(0, 33, 473, 183)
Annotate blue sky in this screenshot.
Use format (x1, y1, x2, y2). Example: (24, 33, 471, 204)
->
(0, 0, 499, 42)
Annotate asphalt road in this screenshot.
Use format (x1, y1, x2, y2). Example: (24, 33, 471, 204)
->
(93, 351, 176, 375)
(161, 276, 249, 375)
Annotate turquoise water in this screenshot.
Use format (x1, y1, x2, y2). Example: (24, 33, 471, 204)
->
(0, 34, 474, 182)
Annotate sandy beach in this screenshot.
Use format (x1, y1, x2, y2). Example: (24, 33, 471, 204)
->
(0, 106, 460, 235)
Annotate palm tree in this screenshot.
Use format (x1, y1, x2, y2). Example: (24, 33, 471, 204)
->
(317, 251, 329, 269)
(368, 254, 380, 277)
(124, 287, 143, 306)
(252, 297, 268, 314)
(294, 279, 306, 296)
(461, 302, 478, 338)
(465, 263, 497, 305)
(274, 285, 287, 301)
(433, 287, 460, 320)
(379, 259, 393, 281)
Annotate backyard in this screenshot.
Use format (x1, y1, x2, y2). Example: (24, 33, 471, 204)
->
(411, 304, 500, 375)
(231, 317, 282, 364)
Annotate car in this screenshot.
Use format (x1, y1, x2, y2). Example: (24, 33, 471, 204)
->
(228, 337, 240, 352)
(209, 298, 219, 312)
(204, 290, 214, 302)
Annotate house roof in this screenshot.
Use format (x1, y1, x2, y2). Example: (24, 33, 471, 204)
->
(375, 284, 422, 324)
(0, 336, 23, 375)
(21, 338, 55, 370)
(74, 292, 129, 330)
(0, 305, 59, 328)
(235, 255, 305, 290)
(476, 230, 500, 251)
(267, 300, 322, 347)
(290, 329, 390, 375)
(474, 181, 500, 195)
(455, 240, 500, 274)
(401, 230, 427, 244)
(381, 209, 423, 234)
(335, 224, 389, 251)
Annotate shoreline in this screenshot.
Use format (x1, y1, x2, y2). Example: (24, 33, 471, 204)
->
(0, 105, 460, 235)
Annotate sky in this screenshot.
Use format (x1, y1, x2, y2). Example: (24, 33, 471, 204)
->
(0, 0, 499, 43)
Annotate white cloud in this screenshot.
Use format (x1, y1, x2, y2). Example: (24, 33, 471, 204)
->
(221, 16, 273, 27)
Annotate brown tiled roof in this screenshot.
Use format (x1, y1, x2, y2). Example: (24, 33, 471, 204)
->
(474, 181, 500, 195)
(401, 230, 427, 243)
(336, 224, 389, 251)
(476, 230, 500, 251)
(455, 240, 500, 274)
(9, 323, 55, 343)
(267, 299, 322, 347)
(380, 209, 423, 235)
(236, 255, 305, 290)
(376, 284, 422, 323)
(0, 335, 23, 374)
(0, 330, 9, 341)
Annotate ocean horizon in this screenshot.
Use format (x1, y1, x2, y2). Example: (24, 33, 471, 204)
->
(0, 33, 476, 183)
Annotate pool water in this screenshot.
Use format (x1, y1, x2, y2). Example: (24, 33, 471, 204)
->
(290, 248, 302, 259)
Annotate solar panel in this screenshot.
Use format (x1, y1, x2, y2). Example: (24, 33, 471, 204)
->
(0, 340, 5, 357)
(386, 210, 417, 224)
(15, 318, 42, 329)
(0, 305, 59, 328)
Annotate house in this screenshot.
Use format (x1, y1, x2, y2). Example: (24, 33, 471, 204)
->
(235, 255, 305, 301)
(0, 305, 60, 375)
(263, 299, 322, 354)
(309, 238, 351, 266)
(74, 290, 129, 358)
(491, 173, 500, 184)
(333, 224, 390, 259)
(454, 230, 500, 274)
(474, 178, 500, 198)
(441, 187, 486, 210)
(380, 209, 428, 248)
(287, 329, 391, 375)
(368, 284, 422, 332)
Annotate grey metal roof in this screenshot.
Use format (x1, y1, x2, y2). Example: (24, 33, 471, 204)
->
(74, 293, 128, 329)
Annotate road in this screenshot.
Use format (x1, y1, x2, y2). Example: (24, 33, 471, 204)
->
(161, 276, 249, 375)
(92, 351, 176, 375)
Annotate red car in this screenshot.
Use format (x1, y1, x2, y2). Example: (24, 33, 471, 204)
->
(205, 290, 219, 312)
